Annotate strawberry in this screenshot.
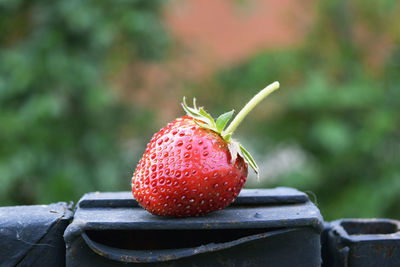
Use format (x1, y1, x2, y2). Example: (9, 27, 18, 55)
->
(132, 81, 280, 217)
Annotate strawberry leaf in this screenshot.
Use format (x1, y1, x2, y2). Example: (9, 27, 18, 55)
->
(238, 143, 259, 179)
(182, 97, 217, 127)
(192, 98, 198, 110)
(216, 110, 234, 133)
(198, 107, 216, 127)
(222, 133, 232, 142)
(194, 120, 215, 131)
(182, 97, 207, 122)
(182, 97, 198, 114)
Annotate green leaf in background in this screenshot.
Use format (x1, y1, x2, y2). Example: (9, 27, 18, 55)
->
(0, 0, 168, 206)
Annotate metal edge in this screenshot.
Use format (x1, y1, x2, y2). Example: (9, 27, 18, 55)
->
(329, 218, 400, 243)
(77, 188, 309, 209)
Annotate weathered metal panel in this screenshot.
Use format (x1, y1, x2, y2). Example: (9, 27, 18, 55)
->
(325, 219, 400, 267)
(65, 187, 323, 266)
(0, 202, 73, 266)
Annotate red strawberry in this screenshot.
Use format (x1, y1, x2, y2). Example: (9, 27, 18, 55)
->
(132, 82, 280, 217)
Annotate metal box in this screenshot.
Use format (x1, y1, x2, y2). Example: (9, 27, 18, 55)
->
(64, 187, 324, 267)
(325, 219, 400, 267)
(0, 202, 73, 266)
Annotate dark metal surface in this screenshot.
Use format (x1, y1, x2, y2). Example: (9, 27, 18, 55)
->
(77, 187, 308, 208)
(65, 187, 323, 266)
(321, 222, 334, 266)
(325, 219, 400, 267)
(0, 202, 73, 267)
(67, 227, 321, 267)
(81, 228, 296, 263)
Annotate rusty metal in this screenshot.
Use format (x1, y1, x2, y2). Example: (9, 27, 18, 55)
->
(64, 187, 324, 266)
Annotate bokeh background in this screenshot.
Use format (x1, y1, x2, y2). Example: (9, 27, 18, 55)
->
(1, 0, 399, 221)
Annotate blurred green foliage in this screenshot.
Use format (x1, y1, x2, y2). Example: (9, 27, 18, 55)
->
(0, 0, 398, 221)
(0, 0, 168, 205)
(208, 0, 400, 220)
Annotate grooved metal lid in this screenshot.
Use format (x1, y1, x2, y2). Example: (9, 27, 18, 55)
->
(66, 187, 323, 232)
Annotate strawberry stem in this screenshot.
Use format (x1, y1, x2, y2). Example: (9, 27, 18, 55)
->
(223, 81, 280, 139)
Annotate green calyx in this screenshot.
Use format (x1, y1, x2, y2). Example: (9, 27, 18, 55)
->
(181, 81, 280, 179)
